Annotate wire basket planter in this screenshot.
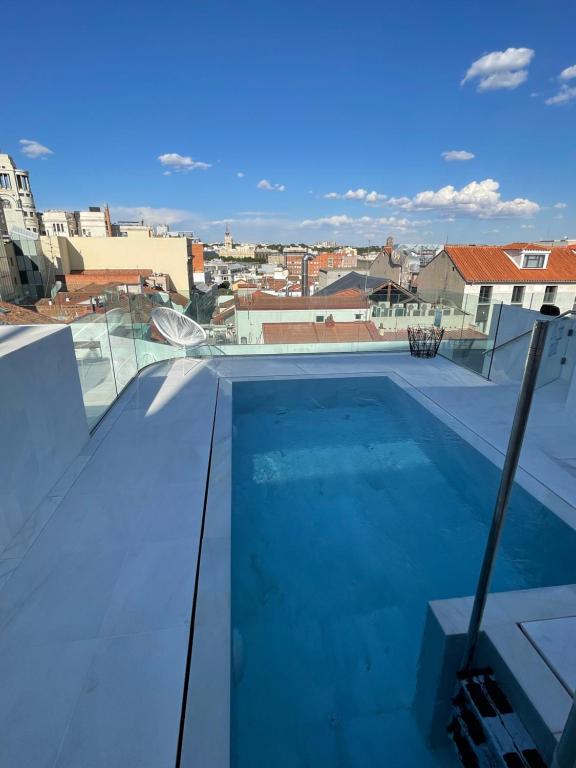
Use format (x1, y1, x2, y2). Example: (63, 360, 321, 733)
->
(407, 325, 445, 358)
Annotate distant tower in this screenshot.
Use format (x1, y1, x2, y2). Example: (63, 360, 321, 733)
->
(224, 223, 233, 250)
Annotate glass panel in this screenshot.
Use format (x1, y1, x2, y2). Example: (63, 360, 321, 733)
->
(69, 312, 118, 429)
(102, 288, 138, 394)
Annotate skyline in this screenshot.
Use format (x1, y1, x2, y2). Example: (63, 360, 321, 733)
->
(3, 0, 575, 245)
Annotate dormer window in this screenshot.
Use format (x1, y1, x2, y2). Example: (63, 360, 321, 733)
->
(522, 253, 546, 269)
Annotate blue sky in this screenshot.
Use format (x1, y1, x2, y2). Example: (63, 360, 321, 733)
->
(3, 0, 575, 245)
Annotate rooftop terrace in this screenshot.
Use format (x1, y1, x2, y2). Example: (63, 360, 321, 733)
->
(2, 303, 576, 766)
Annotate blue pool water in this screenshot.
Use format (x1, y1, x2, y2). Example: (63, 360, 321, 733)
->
(231, 376, 576, 768)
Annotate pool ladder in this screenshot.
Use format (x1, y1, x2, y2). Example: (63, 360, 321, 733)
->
(449, 671, 546, 768)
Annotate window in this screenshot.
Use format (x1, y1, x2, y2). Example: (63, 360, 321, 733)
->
(511, 286, 525, 304)
(315, 315, 324, 322)
(1, 198, 11, 208)
(355, 313, 362, 320)
(544, 285, 557, 304)
(523, 253, 545, 269)
(0, 173, 11, 189)
(479, 285, 492, 303)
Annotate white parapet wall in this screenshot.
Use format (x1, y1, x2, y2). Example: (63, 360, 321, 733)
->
(0, 325, 89, 553)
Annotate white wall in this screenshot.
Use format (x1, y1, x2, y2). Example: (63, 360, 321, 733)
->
(0, 325, 89, 553)
(463, 283, 576, 314)
(236, 306, 367, 343)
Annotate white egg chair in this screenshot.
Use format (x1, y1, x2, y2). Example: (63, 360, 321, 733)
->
(151, 307, 207, 349)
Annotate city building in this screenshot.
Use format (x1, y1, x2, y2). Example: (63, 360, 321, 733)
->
(369, 244, 419, 290)
(318, 268, 367, 290)
(218, 224, 256, 259)
(234, 290, 370, 343)
(41, 206, 113, 237)
(38, 233, 204, 295)
(418, 242, 576, 328)
(112, 220, 153, 238)
(0, 238, 21, 300)
(266, 250, 285, 267)
(0, 152, 40, 235)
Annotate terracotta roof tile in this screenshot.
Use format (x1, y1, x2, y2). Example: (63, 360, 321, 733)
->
(235, 292, 368, 310)
(0, 301, 61, 325)
(261, 321, 485, 344)
(262, 321, 380, 343)
(443, 245, 576, 283)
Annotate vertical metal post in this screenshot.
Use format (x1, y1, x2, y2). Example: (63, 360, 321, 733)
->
(460, 319, 549, 673)
(554, 697, 576, 768)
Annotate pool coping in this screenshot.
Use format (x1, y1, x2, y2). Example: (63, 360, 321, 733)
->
(181, 368, 576, 768)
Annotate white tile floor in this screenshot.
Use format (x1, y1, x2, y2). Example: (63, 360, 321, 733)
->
(0, 351, 575, 767)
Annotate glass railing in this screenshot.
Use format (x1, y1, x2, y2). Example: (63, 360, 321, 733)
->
(14, 281, 576, 429)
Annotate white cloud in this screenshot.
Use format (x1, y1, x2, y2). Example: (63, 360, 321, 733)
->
(110, 206, 198, 226)
(442, 150, 475, 162)
(365, 191, 387, 203)
(157, 153, 211, 172)
(237, 171, 245, 177)
(344, 188, 368, 200)
(301, 215, 418, 232)
(559, 65, 576, 82)
(545, 84, 576, 105)
(476, 70, 529, 91)
(554, 202, 567, 209)
(461, 47, 534, 91)
(257, 179, 285, 191)
(323, 188, 386, 203)
(520, 224, 536, 229)
(388, 178, 539, 218)
(19, 139, 53, 159)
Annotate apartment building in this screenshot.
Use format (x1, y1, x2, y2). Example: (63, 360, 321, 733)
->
(0, 153, 40, 234)
(418, 243, 576, 328)
(41, 206, 113, 237)
(39, 234, 205, 294)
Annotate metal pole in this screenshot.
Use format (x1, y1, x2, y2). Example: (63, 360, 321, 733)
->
(553, 697, 576, 768)
(460, 319, 549, 673)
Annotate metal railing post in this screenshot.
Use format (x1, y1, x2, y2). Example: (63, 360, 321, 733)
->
(460, 319, 549, 673)
(553, 697, 576, 768)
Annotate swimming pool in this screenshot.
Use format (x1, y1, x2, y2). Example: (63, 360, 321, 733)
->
(231, 375, 576, 768)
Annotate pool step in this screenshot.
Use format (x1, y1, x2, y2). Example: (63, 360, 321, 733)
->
(448, 672, 547, 768)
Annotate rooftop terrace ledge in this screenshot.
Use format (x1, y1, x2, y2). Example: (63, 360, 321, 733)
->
(1, 349, 576, 766)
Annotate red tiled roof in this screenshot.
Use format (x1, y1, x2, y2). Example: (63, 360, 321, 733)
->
(235, 292, 369, 310)
(212, 305, 235, 324)
(0, 301, 61, 325)
(65, 269, 153, 291)
(262, 321, 485, 344)
(443, 245, 576, 284)
(262, 321, 381, 344)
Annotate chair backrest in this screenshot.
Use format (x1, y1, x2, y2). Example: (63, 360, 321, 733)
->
(151, 307, 207, 348)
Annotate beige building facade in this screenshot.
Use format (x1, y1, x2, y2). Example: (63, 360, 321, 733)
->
(0, 153, 40, 235)
(39, 234, 200, 294)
